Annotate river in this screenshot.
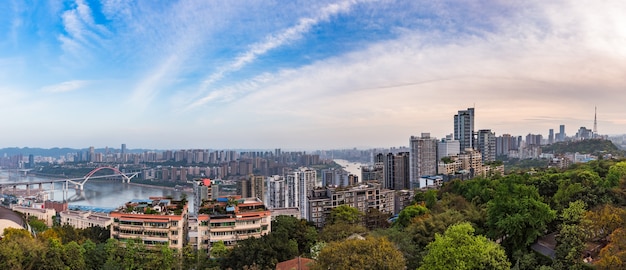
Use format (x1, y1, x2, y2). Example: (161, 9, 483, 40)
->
(0, 170, 193, 212)
(333, 159, 366, 179)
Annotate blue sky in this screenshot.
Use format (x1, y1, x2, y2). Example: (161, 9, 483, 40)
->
(1, 0, 625, 150)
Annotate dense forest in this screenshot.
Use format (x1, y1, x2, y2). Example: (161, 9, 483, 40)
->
(3, 159, 626, 269)
(542, 139, 624, 156)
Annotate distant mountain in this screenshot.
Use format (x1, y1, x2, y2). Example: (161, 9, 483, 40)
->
(541, 139, 625, 156)
(0, 147, 152, 157)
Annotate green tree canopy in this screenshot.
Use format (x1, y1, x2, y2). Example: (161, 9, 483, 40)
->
(487, 176, 556, 254)
(394, 204, 429, 228)
(328, 204, 362, 225)
(313, 236, 405, 270)
(419, 222, 511, 270)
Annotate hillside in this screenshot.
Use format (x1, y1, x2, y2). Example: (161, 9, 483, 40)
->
(541, 139, 624, 156)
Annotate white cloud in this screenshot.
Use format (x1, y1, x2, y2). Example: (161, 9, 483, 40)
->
(192, 0, 363, 108)
(187, 0, 626, 145)
(41, 80, 90, 93)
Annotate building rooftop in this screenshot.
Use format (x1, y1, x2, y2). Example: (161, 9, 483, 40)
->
(113, 197, 187, 216)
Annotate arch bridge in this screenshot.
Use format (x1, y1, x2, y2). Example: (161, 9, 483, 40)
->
(67, 166, 139, 191)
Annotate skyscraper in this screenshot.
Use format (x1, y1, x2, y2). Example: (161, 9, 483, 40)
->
(548, 129, 554, 144)
(454, 107, 475, 151)
(381, 152, 410, 190)
(559, 125, 566, 141)
(409, 133, 438, 184)
(477, 129, 496, 163)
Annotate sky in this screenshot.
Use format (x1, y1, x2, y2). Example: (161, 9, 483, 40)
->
(1, 0, 625, 150)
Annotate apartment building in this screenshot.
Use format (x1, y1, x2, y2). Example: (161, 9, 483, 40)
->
(308, 181, 394, 228)
(110, 197, 188, 249)
(195, 196, 271, 253)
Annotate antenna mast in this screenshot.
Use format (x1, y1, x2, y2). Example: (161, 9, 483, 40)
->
(593, 106, 598, 137)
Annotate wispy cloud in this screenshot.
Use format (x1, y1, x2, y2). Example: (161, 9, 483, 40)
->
(190, 0, 363, 109)
(58, 0, 110, 61)
(41, 80, 90, 93)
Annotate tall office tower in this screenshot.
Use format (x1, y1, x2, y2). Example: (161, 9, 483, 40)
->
(121, 144, 126, 155)
(477, 129, 496, 163)
(382, 152, 410, 190)
(548, 129, 554, 144)
(437, 134, 460, 161)
(454, 108, 475, 151)
(409, 133, 438, 184)
(559, 125, 566, 141)
(496, 134, 512, 156)
(88, 146, 95, 162)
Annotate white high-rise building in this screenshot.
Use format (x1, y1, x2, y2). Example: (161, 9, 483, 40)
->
(294, 168, 317, 220)
(266, 175, 285, 209)
(410, 133, 438, 184)
(437, 134, 460, 161)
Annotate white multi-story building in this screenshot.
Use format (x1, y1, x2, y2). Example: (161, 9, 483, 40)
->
(60, 210, 113, 229)
(11, 205, 56, 227)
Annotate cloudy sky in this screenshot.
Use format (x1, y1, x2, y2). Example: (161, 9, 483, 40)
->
(1, 0, 625, 150)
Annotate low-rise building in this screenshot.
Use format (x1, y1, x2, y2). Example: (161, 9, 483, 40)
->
(11, 205, 56, 226)
(59, 210, 113, 229)
(110, 197, 188, 249)
(270, 207, 301, 221)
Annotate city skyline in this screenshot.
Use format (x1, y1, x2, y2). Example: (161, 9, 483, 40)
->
(1, 1, 625, 150)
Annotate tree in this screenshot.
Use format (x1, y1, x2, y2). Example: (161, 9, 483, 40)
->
(487, 176, 556, 254)
(28, 216, 48, 234)
(312, 236, 405, 270)
(40, 238, 66, 270)
(271, 215, 318, 255)
(210, 240, 229, 258)
(394, 204, 429, 228)
(63, 241, 86, 270)
(418, 222, 511, 270)
(583, 204, 626, 241)
(221, 234, 298, 270)
(319, 222, 368, 242)
(554, 201, 587, 270)
(605, 161, 626, 188)
(328, 204, 362, 225)
(596, 228, 626, 270)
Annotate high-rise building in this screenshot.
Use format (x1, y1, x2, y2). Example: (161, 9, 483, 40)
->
(454, 108, 475, 151)
(409, 133, 438, 184)
(559, 125, 566, 142)
(548, 129, 554, 144)
(526, 133, 543, 147)
(477, 129, 496, 163)
(266, 175, 286, 209)
(380, 152, 410, 190)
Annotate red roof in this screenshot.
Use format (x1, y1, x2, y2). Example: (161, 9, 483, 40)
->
(275, 257, 315, 270)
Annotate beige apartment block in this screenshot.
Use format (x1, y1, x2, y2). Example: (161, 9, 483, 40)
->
(110, 197, 188, 249)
